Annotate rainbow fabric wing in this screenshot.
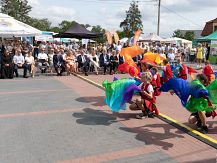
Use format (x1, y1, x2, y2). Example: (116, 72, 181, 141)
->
(141, 52, 164, 65)
(186, 79, 212, 113)
(207, 79, 217, 108)
(160, 78, 216, 113)
(159, 78, 190, 106)
(102, 78, 140, 112)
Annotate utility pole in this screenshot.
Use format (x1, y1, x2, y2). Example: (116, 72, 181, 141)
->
(157, 0, 161, 36)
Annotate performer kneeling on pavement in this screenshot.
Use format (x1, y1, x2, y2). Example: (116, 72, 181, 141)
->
(129, 72, 158, 119)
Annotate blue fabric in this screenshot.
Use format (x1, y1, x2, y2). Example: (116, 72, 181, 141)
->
(159, 78, 190, 106)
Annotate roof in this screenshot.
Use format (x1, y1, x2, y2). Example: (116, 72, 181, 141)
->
(197, 30, 217, 41)
(54, 22, 102, 39)
(201, 18, 217, 36)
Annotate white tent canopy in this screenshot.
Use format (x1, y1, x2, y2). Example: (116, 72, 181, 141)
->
(0, 13, 42, 37)
(143, 33, 163, 41)
(120, 37, 128, 43)
(162, 37, 192, 44)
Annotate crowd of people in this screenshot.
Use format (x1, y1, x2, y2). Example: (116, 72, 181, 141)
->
(0, 38, 216, 134)
(0, 39, 212, 79)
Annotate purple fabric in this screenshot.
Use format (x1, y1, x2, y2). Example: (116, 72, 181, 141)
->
(113, 76, 119, 81)
(121, 83, 141, 106)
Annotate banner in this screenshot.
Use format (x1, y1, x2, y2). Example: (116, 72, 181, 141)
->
(211, 40, 217, 55)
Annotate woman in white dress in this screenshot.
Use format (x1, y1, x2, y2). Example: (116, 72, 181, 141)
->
(25, 51, 35, 77)
(89, 50, 99, 75)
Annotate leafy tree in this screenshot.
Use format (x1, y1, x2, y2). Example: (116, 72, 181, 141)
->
(120, 0, 143, 37)
(28, 18, 51, 31)
(49, 27, 61, 33)
(58, 20, 77, 32)
(91, 25, 106, 43)
(117, 30, 128, 39)
(1, 0, 32, 23)
(172, 29, 184, 38)
(184, 31, 195, 41)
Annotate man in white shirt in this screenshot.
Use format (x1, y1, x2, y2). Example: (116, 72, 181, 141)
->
(13, 49, 28, 78)
(37, 48, 49, 73)
(167, 49, 175, 62)
(116, 41, 122, 52)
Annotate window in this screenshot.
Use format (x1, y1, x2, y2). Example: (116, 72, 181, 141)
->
(214, 25, 217, 31)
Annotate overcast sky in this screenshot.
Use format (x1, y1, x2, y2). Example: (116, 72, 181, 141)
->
(28, 0, 217, 37)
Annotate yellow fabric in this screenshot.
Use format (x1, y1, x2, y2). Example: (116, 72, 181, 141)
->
(196, 47, 203, 59)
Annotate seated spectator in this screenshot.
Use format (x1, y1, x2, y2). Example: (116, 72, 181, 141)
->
(53, 49, 65, 76)
(1, 49, 14, 79)
(25, 51, 35, 77)
(89, 50, 99, 75)
(37, 48, 49, 73)
(48, 48, 55, 72)
(13, 49, 28, 78)
(109, 50, 118, 75)
(99, 49, 110, 75)
(64, 50, 76, 75)
(76, 49, 90, 76)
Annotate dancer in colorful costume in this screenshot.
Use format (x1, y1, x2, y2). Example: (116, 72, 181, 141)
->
(129, 72, 159, 119)
(159, 74, 217, 133)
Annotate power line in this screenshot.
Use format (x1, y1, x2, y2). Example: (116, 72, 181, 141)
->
(161, 5, 202, 28)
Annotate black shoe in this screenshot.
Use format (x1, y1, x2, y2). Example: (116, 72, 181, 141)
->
(85, 73, 88, 76)
(196, 120, 202, 128)
(136, 114, 146, 119)
(148, 112, 155, 118)
(200, 125, 208, 134)
(23, 76, 28, 78)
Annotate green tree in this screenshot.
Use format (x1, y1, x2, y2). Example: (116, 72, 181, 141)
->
(184, 31, 195, 41)
(49, 27, 61, 33)
(28, 18, 51, 31)
(91, 25, 106, 43)
(1, 0, 32, 23)
(117, 30, 127, 39)
(58, 20, 77, 32)
(120, 0, 143, 37)
(172, 29, 184, 38)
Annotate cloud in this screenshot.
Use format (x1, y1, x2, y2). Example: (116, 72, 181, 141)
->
(30, 6, 76, 25)
(27, 0, 39, 6)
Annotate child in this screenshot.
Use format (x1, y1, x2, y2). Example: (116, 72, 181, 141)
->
(160, 59, 173, 84)
(129, 72, 158, 119)
(151, 67, 161, 96)
(202, 60, 214, 83)
(176, 59, 187, 80)
(168, 74, 211, 134)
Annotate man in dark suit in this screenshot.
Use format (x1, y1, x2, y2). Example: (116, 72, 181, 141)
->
(53, 49, 65, 76)
(76, 50, 90, 76)
(99, 49, 110, 75)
